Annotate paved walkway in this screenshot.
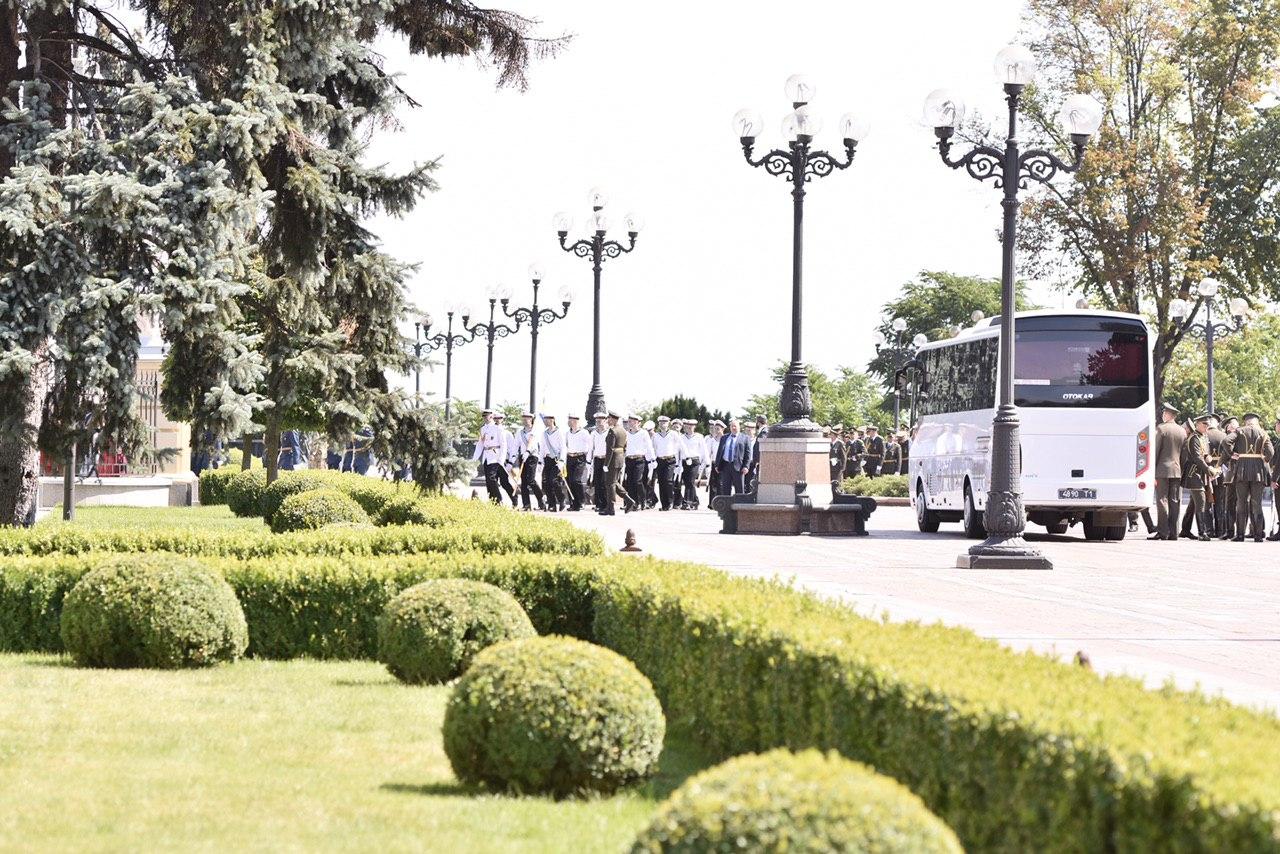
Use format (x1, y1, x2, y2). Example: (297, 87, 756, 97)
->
(554, 503, 1280, 714)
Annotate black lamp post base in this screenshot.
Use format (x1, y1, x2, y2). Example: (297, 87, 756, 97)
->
(771, 365, 821, 438)
(585, 387, 606, 420)
(957, 535, 1053, 570)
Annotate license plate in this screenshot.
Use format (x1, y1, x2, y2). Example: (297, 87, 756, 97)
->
(1058, 487, 1097, 500)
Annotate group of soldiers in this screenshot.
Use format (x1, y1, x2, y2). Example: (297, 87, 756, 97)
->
(472, 409, 771, 514)
(1149, 404, 1279, 542)
(826, 423, 911, 484)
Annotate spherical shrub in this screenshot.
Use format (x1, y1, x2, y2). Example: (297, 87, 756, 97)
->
(270, 488, 369, 534)
(225, 468, 268, 517)
(629, 749, 962, 853)
(377, 579, 535, 684)
(259, 470, 340, 523)
(60, 554, 248, 669)
(334, 475, 402, 518)
(443, 636, 664, 796)
(375, 494, 433, 527)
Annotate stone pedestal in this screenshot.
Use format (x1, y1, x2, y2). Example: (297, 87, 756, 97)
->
(752, 435, 835, 508)
(713, 433, 876, 536)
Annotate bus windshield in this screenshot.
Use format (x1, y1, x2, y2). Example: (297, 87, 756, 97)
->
(1014, 317, 1149, 408)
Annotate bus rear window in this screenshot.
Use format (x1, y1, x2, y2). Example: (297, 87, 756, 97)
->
(1015, 326, 1149, 408)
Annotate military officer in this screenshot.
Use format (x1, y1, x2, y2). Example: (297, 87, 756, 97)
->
(564, 414, 594, 512)
(845, 428, 864, 480)
(515, 412, 545, 511)
(472, 409, 516, 506)
(602, 411, 633, 515)
(678, 419, 703, 509)
(1152, 402, 1184, 540)
(624, 415, 656, 513)
(1230, 412, 1274, 542)
(862, 425, 885, 477)
(538, 414, 569, 512)
(1270, 414, 1280, 541)
(490, 412, 518, 506)
(1181, 415, 1216, 541)
(1205, 414, 1229, 537)
(829, 425, 847, 492)
(706, 420, 725, 503)
(882, 433, 902, 475)
(1218, 416, 1239, 539)
(651, 415, 682, 511)
(590, 412, 609, 511)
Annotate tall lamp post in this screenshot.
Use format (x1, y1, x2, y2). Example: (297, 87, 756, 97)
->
(502, 264, 573, 414)
(412, 315, 431, 396)
(419, 309, 472, 419)
(734, 75, 867, 437)
(555, 189, 641, 419)
(1169, 278, 1248, 414)
(461, 287, 521, 410)
(874, 317, 911, 428)
(926, 44, 1102, 569)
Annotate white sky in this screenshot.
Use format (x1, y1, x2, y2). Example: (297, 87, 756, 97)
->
(368, 0, 1078, 419)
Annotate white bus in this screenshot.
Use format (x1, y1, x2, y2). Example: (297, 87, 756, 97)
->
(909, 309, 1154, 541)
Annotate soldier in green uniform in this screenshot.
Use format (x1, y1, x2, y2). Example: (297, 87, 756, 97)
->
(1151, 402, 1184, 540)
(1206, 414, 1228, 537)
(1270, 415, 1280, 541)
(1180, 415, 1216, 541)
(1218, 416, 1239, 539)
(1230, 412, 1274, 542)
(862, 425, 885, 477)
(881, 435, 902, 475)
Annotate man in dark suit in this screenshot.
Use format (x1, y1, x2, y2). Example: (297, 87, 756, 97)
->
(747, 414, 768, 493)
(715, 418, 751, 496)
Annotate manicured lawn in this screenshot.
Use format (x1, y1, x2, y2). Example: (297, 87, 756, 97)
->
(43, 504, 266, 531)
(0, 656, 707, 851)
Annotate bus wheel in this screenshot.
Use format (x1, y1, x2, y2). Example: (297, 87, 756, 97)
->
(916, 483, 940, 533)
(1105, 524, 1127, 541)
(1082, 515, 1107, 541)
(962, 482, 986, 539)
(1044, 521, 1069, 535)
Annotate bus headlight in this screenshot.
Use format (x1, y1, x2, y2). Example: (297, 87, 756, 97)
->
(1136, 428, 1150, 476)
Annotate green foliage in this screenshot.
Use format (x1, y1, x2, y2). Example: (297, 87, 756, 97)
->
(639, 396, 732, 430)
(377, 579, 535, 684)
(370, 402, 471, 494)
(59, 555, 247, 669)
(1162, 311, 1280, 421)
(747, 363, 889, 428)
(225, 469, 269, 518)
(375, 494, 433, 526)
(270, 489, 370, 534)
(443, 636, 665, 796)
(840, 474, 908, 497)
(1019, 0, 1280, 394)
(867, 271, 1035, 392)
(260, 471, 346, 524)
(630, 748, 962, 853)
(198, 468, 239, 506)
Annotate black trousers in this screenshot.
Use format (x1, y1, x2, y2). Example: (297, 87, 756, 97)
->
(519, 457, 544, 510)
(862, 460, 880, 477)
(566, 455, 587, 510)
(708, 464, 720, 503)
(625, 458, 648, 510)
(483, 462, 513, 504)
(718, 464, 744, 496)
(681, 458, 700, 508)
(541, 456, 569, 511)
(592, 458, 607, 509)
(655, 458, 676, 509)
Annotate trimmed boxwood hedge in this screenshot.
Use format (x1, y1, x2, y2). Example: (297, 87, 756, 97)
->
(2, 551, 1279, 849)
(270, 489, 370, 534)
(631, 748, 962, 853)
(197, 468, 238, 506)
(377, 579, 535, 683)
(225, 469, 268, 517)
(444, 635, 665, 796)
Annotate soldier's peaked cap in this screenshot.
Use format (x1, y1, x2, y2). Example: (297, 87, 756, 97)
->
(1161, 402, 1180, 414)
(1243, 411, 1262, 421)
(1194, 414, 1210, 423)
(593, 411, 607, 419)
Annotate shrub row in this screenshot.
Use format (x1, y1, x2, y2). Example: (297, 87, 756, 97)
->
(840, 473, 908, 497)
(2, 552, 1277, 850)
(0, 512, 603, 560)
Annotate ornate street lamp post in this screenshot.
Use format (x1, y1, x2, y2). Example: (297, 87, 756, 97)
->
(502, 264, 573, 414)
(874, 317, 911, 428)
(555, 189, 641, 419)
(926, 44, 1102, 569)
(419, 309, 472, 419)
(734, 75, 867, 437)
(412, 315, 430, 396)
(461, 288, 521, 410)
(1169, 278, 1249, 414)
